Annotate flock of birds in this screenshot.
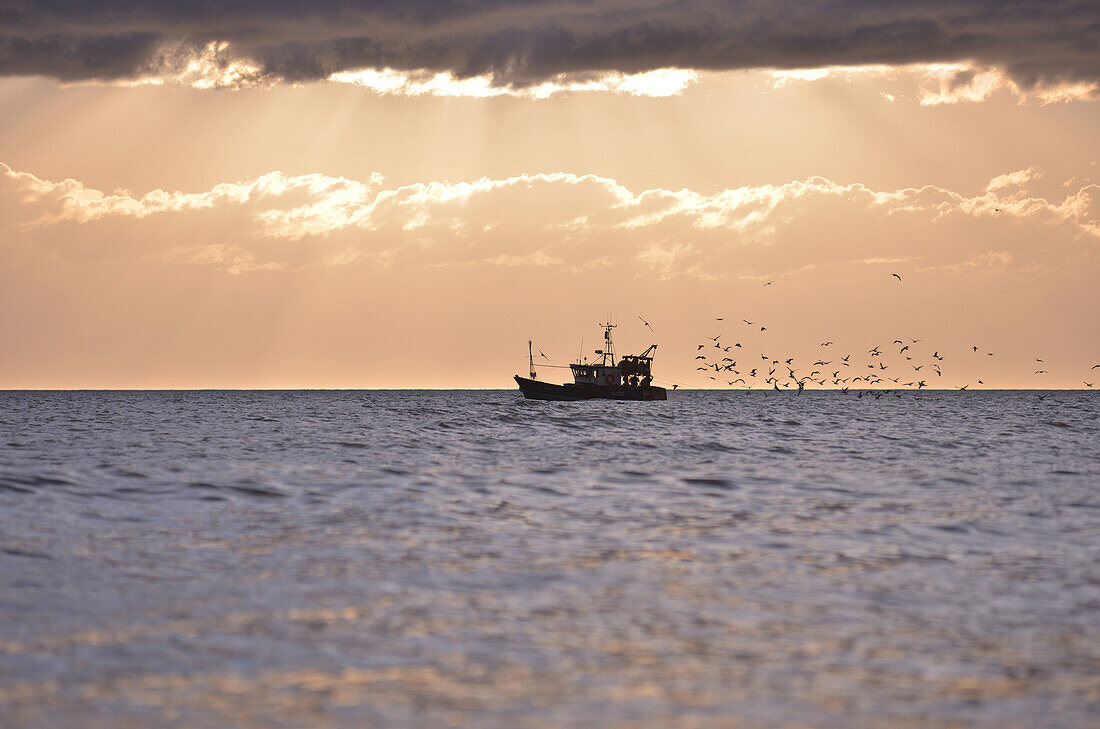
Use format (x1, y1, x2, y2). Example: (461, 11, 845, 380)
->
(632, 286, 1097, 393)
(533, 275, 1095, 394)
(684, 330, 1087, 395)
(673, 318, 1098, 393)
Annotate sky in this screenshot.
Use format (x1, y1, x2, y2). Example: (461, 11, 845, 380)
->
(1, 1, 1098, 389)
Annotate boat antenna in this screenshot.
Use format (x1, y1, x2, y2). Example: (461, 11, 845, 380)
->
(528, 340, 536, 379)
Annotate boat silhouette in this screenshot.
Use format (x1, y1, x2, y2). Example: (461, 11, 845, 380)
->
(515, 322, 667, 401)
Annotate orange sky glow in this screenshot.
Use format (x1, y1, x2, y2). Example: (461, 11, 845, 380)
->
(1, 38, 1097, 389)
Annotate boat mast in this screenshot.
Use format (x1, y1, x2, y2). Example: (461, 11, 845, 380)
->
(528, 340, 536, 379)
(599, 322, 616, 366)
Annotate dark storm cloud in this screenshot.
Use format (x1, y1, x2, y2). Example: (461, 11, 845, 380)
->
(1, 1, 1098, 88)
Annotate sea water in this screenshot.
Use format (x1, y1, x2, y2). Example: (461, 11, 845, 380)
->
(0, 390, 1097, 728)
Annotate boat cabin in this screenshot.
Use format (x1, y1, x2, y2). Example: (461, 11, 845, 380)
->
(570, 364, 621, 387)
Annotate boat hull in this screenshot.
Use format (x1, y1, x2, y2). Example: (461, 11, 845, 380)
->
(515, 376, 667, 401)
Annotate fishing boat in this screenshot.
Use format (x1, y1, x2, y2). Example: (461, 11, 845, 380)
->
(515, 322, 667, 401)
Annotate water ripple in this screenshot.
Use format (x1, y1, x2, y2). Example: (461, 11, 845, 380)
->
(0, 390, 1096, 729)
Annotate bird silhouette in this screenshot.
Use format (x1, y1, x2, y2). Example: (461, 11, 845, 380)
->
(892, 273, 902, 281)
(538, 350, 549, 360)
(638, 316, 654, 332)
(1085, 382, 1093, 388)
(763, 282, 773, 287)
(760, 326, 767, 332)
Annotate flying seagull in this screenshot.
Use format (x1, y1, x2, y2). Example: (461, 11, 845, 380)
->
(763, 281, 773, 287)
(892, 273, 902, 281)
(538, 350, 550, 360)
(638, 316, 654, 332)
